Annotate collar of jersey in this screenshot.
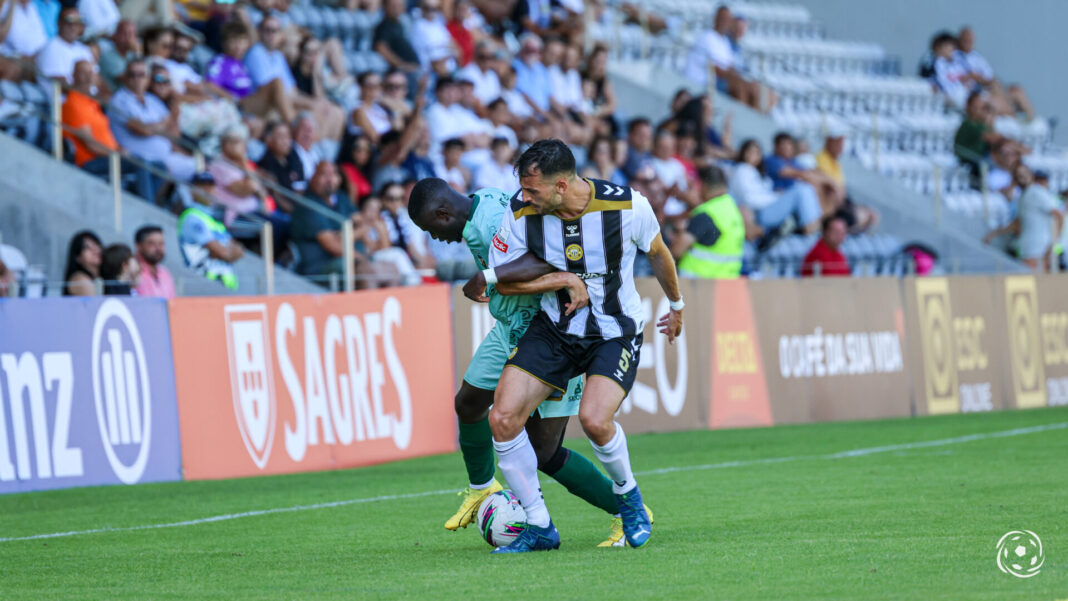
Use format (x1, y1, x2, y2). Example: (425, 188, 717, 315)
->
(556, 178, 599, 221)
(466, 193, 481, 223)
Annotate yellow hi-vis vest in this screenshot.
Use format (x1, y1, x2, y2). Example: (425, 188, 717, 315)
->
(677, 193, 744, 279)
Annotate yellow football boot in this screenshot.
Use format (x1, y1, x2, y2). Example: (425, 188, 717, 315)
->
(597, 504, 654, 547)
(445, 479, 503, 530)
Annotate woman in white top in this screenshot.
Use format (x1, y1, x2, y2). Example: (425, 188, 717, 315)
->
(730, 139, 822, 234)
(349, 71, 393, 144)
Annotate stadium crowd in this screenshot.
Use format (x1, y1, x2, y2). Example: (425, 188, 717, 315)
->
(0, 0, 887, 295)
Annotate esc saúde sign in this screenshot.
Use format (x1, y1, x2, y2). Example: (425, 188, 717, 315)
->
(0, 298, 182, 494)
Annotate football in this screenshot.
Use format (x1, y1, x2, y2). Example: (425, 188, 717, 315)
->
(476, 490, 527, 547)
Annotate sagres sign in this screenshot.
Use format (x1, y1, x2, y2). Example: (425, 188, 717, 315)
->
(170, 287, 456, 480)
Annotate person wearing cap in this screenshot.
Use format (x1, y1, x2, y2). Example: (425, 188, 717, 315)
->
(178, 171, 243, 290)
(673, 164, 746, 279)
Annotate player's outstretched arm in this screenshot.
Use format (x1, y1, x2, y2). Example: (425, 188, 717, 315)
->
(496, 272, 589, 316)
(462, 252, 556, 303)
(646, 233, 684, 343)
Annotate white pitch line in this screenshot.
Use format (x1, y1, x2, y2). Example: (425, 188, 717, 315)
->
(1, 421, 1064, 543)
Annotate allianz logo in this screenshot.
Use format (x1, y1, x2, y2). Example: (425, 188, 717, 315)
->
(0, 299, 153, 484)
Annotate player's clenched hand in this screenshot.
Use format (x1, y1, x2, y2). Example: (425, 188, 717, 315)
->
(462, 271, 490, 303)
(562, 273, 588, 315)
(657, 309, 683, 344)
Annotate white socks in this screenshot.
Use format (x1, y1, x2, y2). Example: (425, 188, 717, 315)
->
(469, 480, 494, 490)
(493, 429, 551, 527)
(590, 422, 637, 495)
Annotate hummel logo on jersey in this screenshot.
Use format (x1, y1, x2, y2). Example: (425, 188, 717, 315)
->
(565, 224, 580, 238)
(601, 183, 625, 197)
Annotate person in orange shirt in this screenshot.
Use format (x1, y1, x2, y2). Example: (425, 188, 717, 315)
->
(63, 60, 160, 201)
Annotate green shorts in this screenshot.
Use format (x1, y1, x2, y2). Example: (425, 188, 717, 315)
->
(463, 320, 583, 418)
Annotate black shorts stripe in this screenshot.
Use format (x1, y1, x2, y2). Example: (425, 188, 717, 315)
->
(600, 210, 637, 337)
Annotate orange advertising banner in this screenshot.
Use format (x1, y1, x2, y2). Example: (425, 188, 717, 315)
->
(169, 286, 457, 480)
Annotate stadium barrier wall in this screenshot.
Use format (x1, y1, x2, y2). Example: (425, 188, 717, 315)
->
(0, 298, 182, 494)
(168, 285, 457, 480)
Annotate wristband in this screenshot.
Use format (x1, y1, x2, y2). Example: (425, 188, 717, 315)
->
(482, 268, 498, 285)
(669, 297, 685, 311)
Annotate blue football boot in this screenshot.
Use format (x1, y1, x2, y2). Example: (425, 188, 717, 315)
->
(616, 487, 652, 547)
(491, 521, 561, 554)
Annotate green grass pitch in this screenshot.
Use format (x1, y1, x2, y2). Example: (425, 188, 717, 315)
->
(1, 407, 1065, 600)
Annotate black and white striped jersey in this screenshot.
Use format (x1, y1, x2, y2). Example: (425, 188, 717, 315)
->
(489, 178, 662, 339)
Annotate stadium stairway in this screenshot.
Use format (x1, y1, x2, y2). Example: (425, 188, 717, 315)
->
(606, 60, 1023, 275)
(0, 131, 322, 296)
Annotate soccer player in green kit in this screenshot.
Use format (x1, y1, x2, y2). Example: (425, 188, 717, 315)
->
(408, 178, 648, 547)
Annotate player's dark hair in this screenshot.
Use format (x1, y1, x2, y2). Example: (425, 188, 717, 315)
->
(407, 177, 452, 222)
(515, 139, 576, 179)
(134, 225, 162, 244)
(698, 164, 727, 190)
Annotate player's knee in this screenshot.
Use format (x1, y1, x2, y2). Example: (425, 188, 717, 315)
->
(488, 407, 523, 440)
(578, 411, 612, 442)
(537, 445, 568, 474)
(454, 390, 488, 423)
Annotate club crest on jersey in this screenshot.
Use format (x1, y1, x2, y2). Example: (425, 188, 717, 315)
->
(565, 224, 580, 238)
(565, 244, 584, 261)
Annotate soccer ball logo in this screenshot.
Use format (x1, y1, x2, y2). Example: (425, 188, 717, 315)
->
(996, 530, 1044, 578)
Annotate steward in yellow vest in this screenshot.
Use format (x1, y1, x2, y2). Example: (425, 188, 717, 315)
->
(672, 164, 745, 278)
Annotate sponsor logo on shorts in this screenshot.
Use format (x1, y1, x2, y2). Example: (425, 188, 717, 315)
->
(492, 235, 508, 253)
(565, 244, 584, 261)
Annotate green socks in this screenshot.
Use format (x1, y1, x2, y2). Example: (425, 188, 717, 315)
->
(458, 417, 496, 487)
(547, 449, 619, 515)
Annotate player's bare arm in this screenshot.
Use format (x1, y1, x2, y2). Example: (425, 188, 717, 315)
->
(461, 251, 557, 303)
(495, 272, 589, 315)
(645, 233, 684, 343)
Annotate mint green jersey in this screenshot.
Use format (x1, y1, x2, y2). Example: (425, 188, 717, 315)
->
(462, 188, 541, 336)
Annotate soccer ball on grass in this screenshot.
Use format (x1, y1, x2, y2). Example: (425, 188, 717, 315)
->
(476, 490, 527, 547)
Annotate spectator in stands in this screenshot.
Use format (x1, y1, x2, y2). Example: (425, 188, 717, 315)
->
(132, 225, 175, 298)
(402, 126, 437, 182)
(765, 131, 845, 217)
(473, 136, 518, 192)
(512, 33, 551, 113)
(374, 0, 420, 76)
(380, 69, 414, 128)
(445, 0, 479, 66)
(77, 0, 119, 38)
(245, 15, 344, 140)
(143, 26, 204, 96)
(437, 137, 469, 192)
(62, 229, 103, 296)
(412, 0, 457, 72)
(485, 97, 519, 149)
(730, 139, 820, 235)
(621, 117, 653, 180)
(1014, 164, 1063, 271)
(290, 35, 322, 99)
(499, 64, 535, 121)
(108, 59, 198, 182)
(100, 242, 140, 295)
(337, 133, 373, 202)
(956, 26, 1035, 121)
(424, 76, 488, 158)
(37, 8, 94, 85)
(291, 160, 391, 287)
(683, 5, 770, 112)
(209, 123, 266, 226)
(380, 180, 433, 277)
(580, 135, 626, 186)
(0, 258, 15, 297)
(0, 0, 52, 79)
(207, 21, 296, 126)
(801, 214, 850, 277)
(953, 92, 1029, 184)
(350, 71, 393, 144)
(815, 130, 879, 233)
(583, 44, 618, 138)
(650, 127, 696, 221)
(670, 94, 733, 160)
(257, 120, 305, 196)
(291, 111, 321, 181)
(672, 165, 745, 279)
(98, 20, 140, 90)
(179, 171, 242, 290)
(929, 31, 970, 110)
(458, 40, 502, 106)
